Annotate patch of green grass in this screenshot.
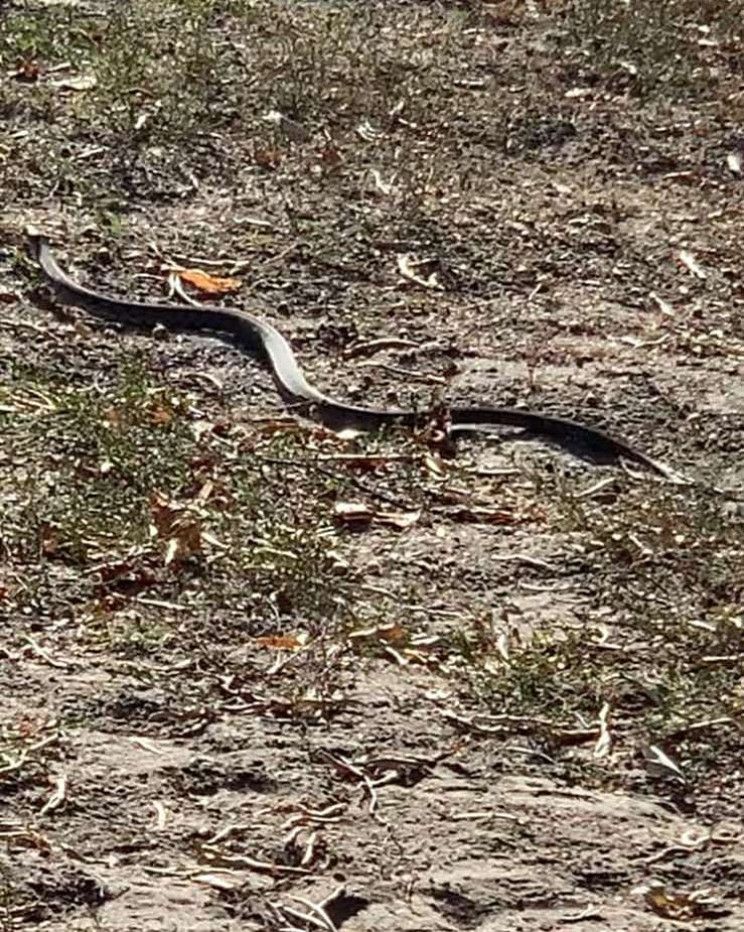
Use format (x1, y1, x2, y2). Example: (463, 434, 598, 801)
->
(3, 355, 194, 565)
(1, 0, 253, 198)
(562, 0, 743, 98)
(0, 5, 92, 66)
(449, 477, 743, 784)
(1, 350, 370, 682)
(249, 2, 463, 126)
(0, 0, 471, 207)
(91, 0, 236, 160)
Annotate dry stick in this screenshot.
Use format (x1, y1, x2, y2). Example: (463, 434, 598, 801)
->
(355, 360, 448, 385)
(314, 750, 381, 816)
(3, 734, 60, 775)
(39, 773, 68, 816)
(491, 554, 556, 572)
(272, 902, 327, 932)
(299, 830, 318, 866)
(23, 635, 74, 669)
(575, 476, 618, 499)
(296, 803, 346, 820)
(166, 254, 240, 269)
(266, 902, 298, 931)
(287, 894, 339, 932)
(257, 241, 302, 268)
(318, 885, 348, 911)
(236, 215, 277, 230)
(317, 453, 417, 462)
(345, 337, 420, 358)
(197, 843, 311, 875)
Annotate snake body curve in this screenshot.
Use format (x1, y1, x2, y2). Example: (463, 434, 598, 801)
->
(28, 234, 674, 478)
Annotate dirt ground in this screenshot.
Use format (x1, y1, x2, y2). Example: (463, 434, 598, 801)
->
(2, 1, 744, 930)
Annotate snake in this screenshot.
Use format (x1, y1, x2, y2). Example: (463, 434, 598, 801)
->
(28, 233, 676, 479)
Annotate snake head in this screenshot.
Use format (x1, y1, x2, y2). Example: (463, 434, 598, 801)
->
(25, 226, 48, 262)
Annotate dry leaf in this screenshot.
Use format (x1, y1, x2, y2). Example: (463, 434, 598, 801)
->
(377, 624, 408, 646)
(264, 109, 310, 142)
(335, 426, 363, 440)
(593, 702, 611, 758)
(372, 508, 420, 529)
(13, 58, 41, 82)
(254, 145, 283, 170)
(678, 250, 707, 280)
(327, 454, 407, 473)
(50, 74, 97, 92)
(255, 634, 303, 651)
(176, 268, 242, 295)
(397, 254, 443, 290)
(39, 522, 60, 557)
(649, 291, 675, 316)
(423, 453, 445, 477)
(193, 872, 245, 891)
(151, 801, 168, 830)
(643, 885, 721, 921)
(644, 744, 685, 781)
(333, 502, 374, 528)
(148, 403, 174, 426)
(370, 169, 393, 196)
(103, 405, 126, 429)
(319, 143, 343, 168)
(356, 120, 383, 141)
(149, 492, 203, 564)
(333, 501, 420, 530)
(94, 559, 157, 599)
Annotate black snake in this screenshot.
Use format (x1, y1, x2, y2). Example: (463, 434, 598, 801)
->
(28, 233, 676, 479)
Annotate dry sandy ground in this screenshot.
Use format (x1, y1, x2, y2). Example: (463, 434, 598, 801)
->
(2, 1, 743, 929)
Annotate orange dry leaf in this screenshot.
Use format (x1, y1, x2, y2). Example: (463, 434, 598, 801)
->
(13, 58, 41, 82)
(39, 522, 60, 557)
(177, 268, 242, 295)
(149, 491, 203, 565)
(148, 403, 174, 426)
(103, 405, 126, 429)
(255, 634, 303, 651)
(644, 886, 719, 921)
(376, 624, 408, 646)
(253, 145, 283, 170)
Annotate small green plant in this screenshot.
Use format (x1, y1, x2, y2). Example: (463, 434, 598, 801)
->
(0, 5, 91, 64)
